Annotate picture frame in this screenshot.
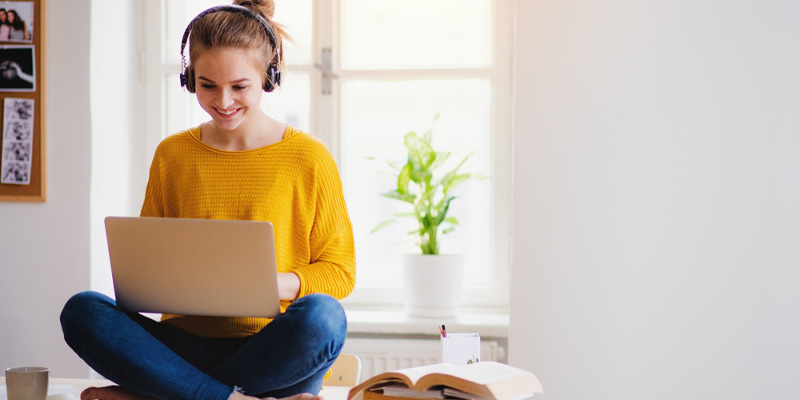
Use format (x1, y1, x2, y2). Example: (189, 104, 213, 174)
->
(0, 0, 43, 201)
(0, 1, 34, 43)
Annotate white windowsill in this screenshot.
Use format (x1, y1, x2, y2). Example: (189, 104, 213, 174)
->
(344, 309, 509, 338)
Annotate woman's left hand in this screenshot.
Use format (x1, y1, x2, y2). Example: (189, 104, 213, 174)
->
(277, 272, 301, 300)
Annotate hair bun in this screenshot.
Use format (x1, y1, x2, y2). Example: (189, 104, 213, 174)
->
(235, 0, 275, 19)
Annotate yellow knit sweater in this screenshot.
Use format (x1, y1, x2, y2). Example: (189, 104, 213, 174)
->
(140, 125, 356, 338)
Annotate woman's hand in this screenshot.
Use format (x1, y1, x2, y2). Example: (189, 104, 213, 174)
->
(0, 60, 34, 83)
(277, 272, 301, 300)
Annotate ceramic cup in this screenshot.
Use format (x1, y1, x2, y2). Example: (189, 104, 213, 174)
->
(5, 367, 49, 400)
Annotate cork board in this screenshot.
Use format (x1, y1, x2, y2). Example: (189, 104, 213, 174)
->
(0, 0, 45, 202)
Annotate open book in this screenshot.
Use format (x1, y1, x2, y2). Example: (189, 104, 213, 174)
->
(347, 362, 543, 400)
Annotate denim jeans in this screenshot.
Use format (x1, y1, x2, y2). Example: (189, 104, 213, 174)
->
(60, 291, 346, 400)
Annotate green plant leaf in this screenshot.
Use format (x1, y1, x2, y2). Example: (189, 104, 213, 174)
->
(440, 154, 474, 194)
(420, 212, 432, 230)
(409, 169, 433, 187)
(434, 196, 455, 225)
(380, 190, 416, 204)
(427, 151, 451, 173)
(422, 113, 441, 144)
(405, 131, 436, 170)
(443, 173, 473, 195)
(397, 162, 412, 194)
(418, 188, 438, 212)
(370, 219, 396, 234)
(385, 159, 404, 171)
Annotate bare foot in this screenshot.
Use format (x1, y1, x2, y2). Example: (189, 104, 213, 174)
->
(80, 386, 158, 400)
(82, 385, 322, 400)
(231, 391, 324, 400)
(271, 394, 323, 400)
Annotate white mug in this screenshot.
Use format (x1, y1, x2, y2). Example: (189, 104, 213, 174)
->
(5, 367, 49, 400)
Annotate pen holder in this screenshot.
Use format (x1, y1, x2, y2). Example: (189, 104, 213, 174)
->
(441, 332, 481, 365)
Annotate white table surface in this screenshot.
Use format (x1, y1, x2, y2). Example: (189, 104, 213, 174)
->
(1, 378, 351, 400)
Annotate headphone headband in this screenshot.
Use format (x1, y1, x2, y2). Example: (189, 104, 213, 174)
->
(179, 4, 282, 92)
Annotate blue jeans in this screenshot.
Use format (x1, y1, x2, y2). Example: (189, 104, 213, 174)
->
(60, 291, 346, 400)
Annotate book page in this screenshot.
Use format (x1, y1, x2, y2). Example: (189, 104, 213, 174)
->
(416, 362, 542, 399)
(349, 362, 542, 400)
(397, 364, 467, 386)
(353, 363, 462, 392)
(418, 362, 530, 386)
(378, 385, 445, 398)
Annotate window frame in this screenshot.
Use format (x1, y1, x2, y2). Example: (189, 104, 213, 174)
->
(142, 0, 513, 312)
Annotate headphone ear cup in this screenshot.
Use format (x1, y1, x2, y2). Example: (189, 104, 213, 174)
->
(182, 67, 196, 93)
(264, 63, 281, 92)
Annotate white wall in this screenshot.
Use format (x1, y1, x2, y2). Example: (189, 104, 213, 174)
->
(90, 0, 145, 298)
(0, 0, 142, 378)
(0, 0, 92, 377)
(510, 1, 800, 399)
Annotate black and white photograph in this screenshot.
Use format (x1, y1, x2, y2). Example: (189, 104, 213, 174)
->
(5, 93, 32, 119)
(1, 161, 29, 184)
(1, 97, 33, 184)
(0, 45, 35, 91)
(3, 141, 30, 161)
(0, 1, 33, 42)
(4, 119, 31, 140)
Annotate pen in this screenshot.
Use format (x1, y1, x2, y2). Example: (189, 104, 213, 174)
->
(439, 324, 447, 338)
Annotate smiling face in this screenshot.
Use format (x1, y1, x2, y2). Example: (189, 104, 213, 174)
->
(192, 47, 266, 132)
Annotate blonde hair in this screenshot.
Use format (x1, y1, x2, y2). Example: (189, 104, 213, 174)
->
(185, 0, 287, 90)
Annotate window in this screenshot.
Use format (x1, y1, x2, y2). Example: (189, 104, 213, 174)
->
(143, 0, 513, 311)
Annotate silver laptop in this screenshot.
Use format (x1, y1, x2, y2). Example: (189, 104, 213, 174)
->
(104, 216, 281, 318)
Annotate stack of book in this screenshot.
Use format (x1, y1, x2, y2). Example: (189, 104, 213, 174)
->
(347, 362, 543, 400)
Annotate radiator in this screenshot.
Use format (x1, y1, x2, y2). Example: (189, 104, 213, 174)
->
(341, 338, 503, 381)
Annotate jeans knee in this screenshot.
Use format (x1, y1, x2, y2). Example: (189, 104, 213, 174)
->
(60, 291, 113, 332)
(293, 294, 347, 341)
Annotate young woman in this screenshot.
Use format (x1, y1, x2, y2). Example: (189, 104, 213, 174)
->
(60, 1, 356, 400)
(0, 9, 10, 41)
(6, 10, 28, 41)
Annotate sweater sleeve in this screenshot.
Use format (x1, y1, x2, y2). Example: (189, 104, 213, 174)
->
(140, 145, 165, 218)
(294, 146, 356, 300)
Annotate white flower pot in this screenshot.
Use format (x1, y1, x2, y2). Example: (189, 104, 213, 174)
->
(402, 254, 465, 318)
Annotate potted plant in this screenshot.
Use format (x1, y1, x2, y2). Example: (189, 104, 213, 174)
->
(372, 115, 483, 318)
